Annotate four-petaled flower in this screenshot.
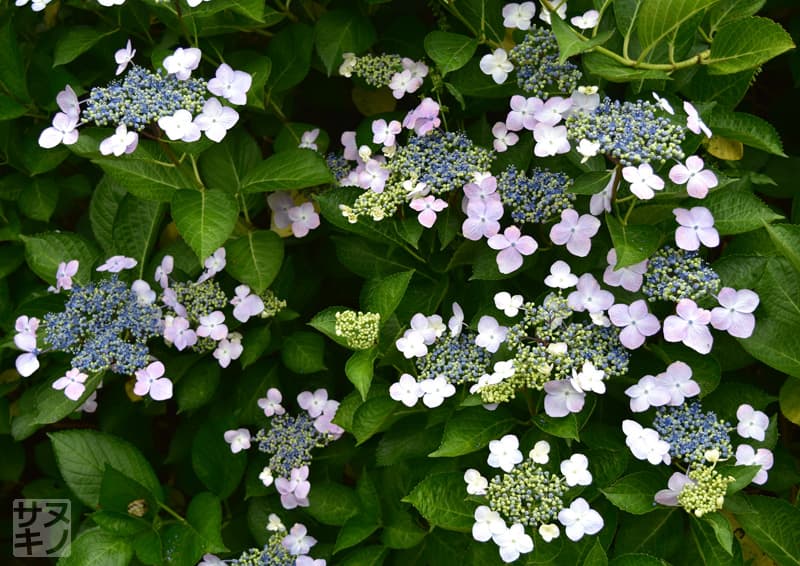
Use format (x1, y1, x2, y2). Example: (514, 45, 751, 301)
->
(623, 163, 664, 200)
(52, 368, 88, 401)
(673, 206, 719, 251)
(736, 404, 769, 441)
(502, 2, 536, 29)
(276, 466, 311, 509)
(114, 39, 136, 75)
(622, 419, 671, 465)
(97, 255, 137, 272)
(39, 113, 79, 149)
(625, 374, 671, 413)
(533, 124, 570, 157)
(420, 376, 456, 408)
(133, 361, 173, 401)
(99, 124, 138, 157)
(561, 453, 592, 486)
(711, 287, 759, 338)
(663, 299, 713, 354)
(163, 47, 202, 80)
(494, 291, 524, 317)
(197, 311, 228, 341)
(488, 226, 538, 274)
(684, 101, 712, 138)
(410, 196, 448, 228)
(223, 428, 251, 454)
(158, 109, 200, 142)
(282, 523, 317, 555)
(464, 468, 488, 495)
(463, 199, 503, 240)
(494, 522, 534, 563)
(492, 122, 519, 152)
(658, 361, 700, 406)
(608, 300, 660, 350)
(550, 209, 600, 257)
(487, 434, 523, 472)
(475, 316, 509, 353)
(567, 273, 614, 313)
(479, 49, 514, 84)
(603, 249, 647, 292)
(298, 389, 330, 418)
(372, 119, 402, 147)
(544, 260, 578, 289)
(257, 387, 286, 417)
(669, 155, 718, 198)
(195, 97, 239, 142)
(288, 202, 321, 238)
(557, 498, 604, 542)
(207, 63, 252, 105)
(544, 379, 585, 417)
(735, 445, 773, 485)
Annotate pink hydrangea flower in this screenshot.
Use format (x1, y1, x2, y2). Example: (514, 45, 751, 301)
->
(684, 101, 712, 137)
(488, 226, 538, 274)
(163, 315, 197, 351)
(608, 300, 660, 349)
(711, 287, 759, 338)
(549, 209, 600, 257)
(133, 361, 173, 401)
(603, 249, 647, 292)
(257, 388, 286, 417)
(282, 523, 317, 555)
(623, 163, 664, 200)
(276, 466, 311, 509)
(492, 121, 519, 152)
(298, 389, 329, 418)
(223, 428, 251, 454)
(736, 404, 769, 441)
(544, 380, 585, 417)
(663, 299, 713, 354)
(462, 199, 503, 240)
(213, 334, 243, 368)
(506, 95, 542, 131)
(390, 373, 423, 407)
(622, 420, 671, 465)
(38, 112, 79, 149)
(52, 368, 88, 401)
(207, 63, 252, 105)
(669, 156, 718, 198)
(288, 202, 320, 238)
(567, 274, 614, 314)
(410, 196, 448, 228)
(475, 316, 508, 353)
(625, 374, 671, 413)
(163, 47, 202, 80)
(97, 255, 137, 272)
(402, 97, 441, 135)
(673, 207, 719, 251)
(54, 260, 79, 292)
(155, 255, 173, 289)
(372, 118, 402, 147)
(533, 96, 572, 126)
(463, 173, 499, 204)
(358, 158, 390, 192)
(657, 361, 701, 405)
(267, 192, 295, 230)
(197, 311, 228, 341)
(654, 472, 694, 506)
(735, 445, 773, 485)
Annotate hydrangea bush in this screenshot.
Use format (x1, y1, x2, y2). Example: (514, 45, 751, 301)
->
(2, 0, 800, 564)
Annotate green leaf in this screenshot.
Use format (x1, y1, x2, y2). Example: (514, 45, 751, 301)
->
(699, 513, 735, 555)
(690, 517, 742, 564)
(0, 94, 26, 120)
(448, 59, 517, 98)
(571, 171, 612, 195)
(764, 224, 800, 274)
(360, 270, 414, 321)
(175, 361, 220, 413)
(601, 472, 666, 515)
(187, 492, 228, 554)
(282, 331, 327, 374)
(583, 52, 672, 82)
(171, 189, 239, 262)
(112, 195, 166, 279)
(339, 546, 389, 566)
(424, 31, 478, 75)
(306, 482, 360, 526)
(709, 0, 766, 29)
(160, 522, 205, 566)
(225, 230, 284, 293)
(267, 23, 314, 92)
(739, 258, 800, 377)
(92, 141, 194, 202)
(550, 15, 614, 62)
(707, 109, 786, 156)
(53, 27, 115, 67)
(227, 51, 272, 108)
(533, 412, 580, 440)
(403, 472, 474, 532)
(22, 232, 100, 286)
(335, 516, 381, 554)
(735, 495, 800, 566)
(704, 187, 783, 235)
(49, 430, 163, 508)
(606, 215, 661, 269)
(376, 417, 442, 466)
(191, 419, 246, 499)
(708, 17, 795, 75)
(241, 149, 333, 193)
(58, 528, 133, 566)
(614, 0, 644, 42)
(309, 306, 354, 348)
(351, 395, 398, 445)
(637, 0, 718, 54)
(198, 129, 261, 193)
(429, 406, 516, 457)
(0, 19, 29, 99)
(779, 377, 800, 426)
(346, 347, 378, 400)
(381, 506, 427, 549)
(609, 554, 671, 566)
(19, 177, 58, 222)
(90, 177, 127, 254)
(582, 539, 609, 566)
(315, 9, 377, 76)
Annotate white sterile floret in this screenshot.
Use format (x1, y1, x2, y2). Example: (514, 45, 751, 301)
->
(487, 434, 523, 472)
(420, 376, 456, 408)
(538, 523, 560, 542)
(158, 109, 200, 142)
(449, 302, 464, 336)
(472, 505, 507, 542)
(736, 404, 769, 442)
(557, 498, 603, 542)
(529, 440, 550, 464)
(464, 468, 489, 495)
(560, 453, 592, 486)
(475, 316, 508, 353)
(493, 360, 515, 380)
(622, 420, 671, 465)
(570, 361, 605, 394)
(502, 2, 536, 30)
(547, 342, 568, 356)
(162, 47, 202, 80)
(479, 49, 514, 84)
(395, 329, 427, 359)
(390, 373, 423, 407)
(494, 522, 534, 563)
(576, 139, 600, 162)
(259, 467, 274, 487)
(494, 291, 524, 317)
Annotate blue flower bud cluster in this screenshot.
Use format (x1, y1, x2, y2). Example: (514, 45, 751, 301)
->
(486, 460, 567, 527)
(229, 532, 293, 566)
(415, 330, 492, 385)
(641, 246, 721, 303)
(255, 413, 333, 479)
(326, 152, 351, 185)
(389, 130, 494, 195)
(82, 65, 207, 131)
(653, 401, 732, 465)
(565, 97, 686, 166)
(508, 27, 582, 97)
(42, 275, 162, 375)
(498, 165, 575, 225)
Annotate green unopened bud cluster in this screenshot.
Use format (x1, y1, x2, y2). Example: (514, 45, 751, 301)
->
(486, 460, 567, 528)
(677, 465, 734, 517)
(642, 246, 721, 303)
(170, 280, 228, 322)
(348, 54, 403, 87)
(340, 186, 407, 223)
(335, 310, 381, 349)
(229, 529, 293, 565)
(261, 290, 287, 319)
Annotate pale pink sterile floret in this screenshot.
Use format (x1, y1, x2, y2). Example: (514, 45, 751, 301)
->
(608, 300, 660, 350)
(39, 112, 80, 149)
(462, 198, 503, 240)
(52, 368, 88, 401)
(711, 287, 759, 339)
(163, 315, 198, 351)
(410, 196, 448, 228)
(506, 95, 542, 131)
(488, 226, 538, 274)
(625, 374, 671, 413)
(623, 163, 664, 200)
(372, 118, 402, 147)
(533, 124, 570, 157)
(663, 299, 713, 354)
(669, 155, 718, 198)
(567, 273, 614, 314)
(654, 472, 694, 506)
(207, 63, 252, 105)
(282, 523, 317, 555)
(549, 209, 600, 257)
(735, 445, 773, 485)
(533, 96, 572, 126)
(544, 379, 585, 417)
(298, 389, 329, 418)
(603, 249, 647, 292)
(684, 101, 712, 138)
(288, 202, 320, 238)
(736, 404, 769, 442)
(257, 388, 285, 417)
(492, 122, 519, 152)
(673, 207, 719, 251)
(502, 2, 536, 30)
(656, 361, 701, 406)
(402, 98, 441, 135)
(197, 311, 228, 341)
(475, 316, 508, 353)
(133, 361, 173, 401)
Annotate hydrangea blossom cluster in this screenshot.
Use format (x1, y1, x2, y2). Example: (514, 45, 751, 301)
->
(641, 246, 721, 303)
(497, 165, 574, 224)
(236, 388, 343, 510)
(652, 402, 733, 465)
(507, 27, 583, 96)
(565, 97, 686, 166)
(221, 512, 325, 565)
(466, 437, 603, 563)
(338, 53, 428, 99)
(334, 310, 381, 349)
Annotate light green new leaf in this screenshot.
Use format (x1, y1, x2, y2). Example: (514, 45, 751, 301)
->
(424, 31, 478, 75)
(241, 149, 333, 193)
(583, 52, 672, 82)
(403, 473, 474, 532)
(171, 189, 239, 263)
(703, 187, 783, 235)
(53, 27, 116, 67)
(346, 347, 378, 400)
(637, 0, 718, 55)
(708, 17, 795, 75)
(315, 10, 377, 76)
(225, 230, 284, 293)
(779, 377, 800, 426)
(49, 430, 163, 508)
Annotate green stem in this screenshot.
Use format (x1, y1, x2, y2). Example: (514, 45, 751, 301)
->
(622, 200, 636, 225)
(189, 154, 205, 190)
(158, 501, 188, 524)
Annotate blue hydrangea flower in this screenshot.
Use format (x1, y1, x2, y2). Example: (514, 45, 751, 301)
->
(255, 413, 334, 478)
(642, 246, 721, 303)
(415, 330, 493, 385)
(498, 165, 575, 225)
(653, 401, 733, 464)
(508, 27, 582, 96)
